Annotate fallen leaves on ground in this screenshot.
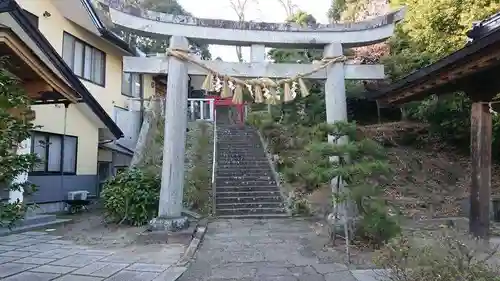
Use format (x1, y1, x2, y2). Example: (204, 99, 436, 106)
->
(361, 121, 500, 219)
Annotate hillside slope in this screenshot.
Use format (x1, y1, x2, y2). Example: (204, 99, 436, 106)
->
(364, 122, 500, 219)
(309, 121, 500, 220)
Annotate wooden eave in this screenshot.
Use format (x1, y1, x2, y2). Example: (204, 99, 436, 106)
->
(375, 26, 500, 105)
(0, 28, 80, 104)
(0, 0, 124, 138)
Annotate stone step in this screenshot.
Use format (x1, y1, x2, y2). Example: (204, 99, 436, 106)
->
(216, 190, 281, 198)
(217, 143, 263, 147)
(218, 130, 257, 133)
(217, 186, 279, 193)
(216, 168, 271, 172)
(217, 158, 268, 161)
(218, 154, 266, 158)
(217, 148, 265, 152)
(219, 128, 256, 130)
(217, 139, 261, 142)
(217, 162, 271, 167)
(217, 137, 260, 140)
(216, 207, 286, 216)
(216, 170, 274, 177)
(215, 170, 274, 177)
(218, 134, 259, 136)
(219, 136, 256, 138)
(217, 157, 268, 162)
(216, 162, 270, 167)
(218, 127, 255, 131)
(217, 146, 264, 150)
(217, 134, 259, 137)
(217, 157, 268, 161)
(217, 160, 269, 164)
(215, 179, 277, 186)
(218, 134, 258, 136)
(216, 202, 284, 209)
(217, 167, 273, 172)
(217, 148, 265, 151)
(217, 213, 289, 219)
(217, 153, 267, 158)
(217, 131, 258, 135)
(217, 155, 267, 159)
(216, 195, 282, 204)
(217, 148, 266, 152)
(216, 174, 275, 179)
(217, 140, 261, 143)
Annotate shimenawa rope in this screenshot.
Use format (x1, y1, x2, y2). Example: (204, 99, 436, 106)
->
(166, 48, 349, 104)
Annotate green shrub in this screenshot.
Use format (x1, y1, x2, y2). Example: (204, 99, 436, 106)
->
(0, 62, 39, 228)
(375, 233, 500, 281)
(287, 191, 311, 216)
(356, 209, 401, 247)
(296, 121, 401, 246)
(184, 122, 212, 214)
(410, 93, 471, 147)
(101, 169, 160, 226)
(246, 111, 274, 130)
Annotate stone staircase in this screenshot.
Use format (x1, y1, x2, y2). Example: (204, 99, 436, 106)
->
(214, 124, 287, 218)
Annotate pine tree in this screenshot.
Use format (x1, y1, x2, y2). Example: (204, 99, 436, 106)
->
(297, 121, 400, 247)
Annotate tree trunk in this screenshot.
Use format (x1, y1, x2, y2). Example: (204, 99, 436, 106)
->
(129, 97, 162, 168)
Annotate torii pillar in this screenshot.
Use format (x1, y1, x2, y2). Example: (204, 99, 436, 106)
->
(149, 36, 190, 231)
(324, 42, 352, 227)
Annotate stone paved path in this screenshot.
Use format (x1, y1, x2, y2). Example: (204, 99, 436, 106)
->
(179, 219, 382, 281)
(0, 231, 187, 280)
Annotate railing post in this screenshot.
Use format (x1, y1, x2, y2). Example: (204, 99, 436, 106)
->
(209, 99, 215, 121)
(186, 98, 217, 121)
(190, 100, 195, 121)
(200, 100, 205, 120)
(240, 104, 245, 125)
(211, 109, 217, 215)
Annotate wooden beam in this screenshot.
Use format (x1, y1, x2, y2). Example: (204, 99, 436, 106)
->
(469, 102, 492, 238)
(22, 80, 53, 99)
(384, 48, 500, 104)
(123, 56, 385, 80)
(0, 34, 79, 103)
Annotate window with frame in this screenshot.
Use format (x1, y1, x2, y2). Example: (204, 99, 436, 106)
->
(31, 132, 78, 175)
(62, 32, 105, 86)
(122, 72, 143, 98)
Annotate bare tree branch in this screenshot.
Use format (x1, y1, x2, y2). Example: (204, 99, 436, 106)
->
(274, 0, 297, 18)
(228, 0, 259, 62)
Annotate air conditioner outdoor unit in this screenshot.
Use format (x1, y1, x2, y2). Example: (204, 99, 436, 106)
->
(67, 190, 89, 201)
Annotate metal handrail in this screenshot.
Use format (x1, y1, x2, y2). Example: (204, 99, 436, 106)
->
(211, 109, 217, 215)
(187, 98, 215, 121)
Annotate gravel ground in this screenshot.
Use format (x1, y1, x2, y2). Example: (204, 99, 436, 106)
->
(48, 208, 192, 249)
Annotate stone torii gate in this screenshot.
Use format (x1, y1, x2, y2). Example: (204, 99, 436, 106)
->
(97, 0, 405, 229)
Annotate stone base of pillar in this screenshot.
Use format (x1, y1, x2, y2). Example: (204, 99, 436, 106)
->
(327, 213, 359, 235)
(148, 216, 189, 232)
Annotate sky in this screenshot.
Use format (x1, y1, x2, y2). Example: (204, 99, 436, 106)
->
(177, 0, 332, 62)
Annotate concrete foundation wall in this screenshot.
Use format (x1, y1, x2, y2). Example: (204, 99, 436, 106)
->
(27, 202, 67, 215)
(27, 175, 98, 204)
